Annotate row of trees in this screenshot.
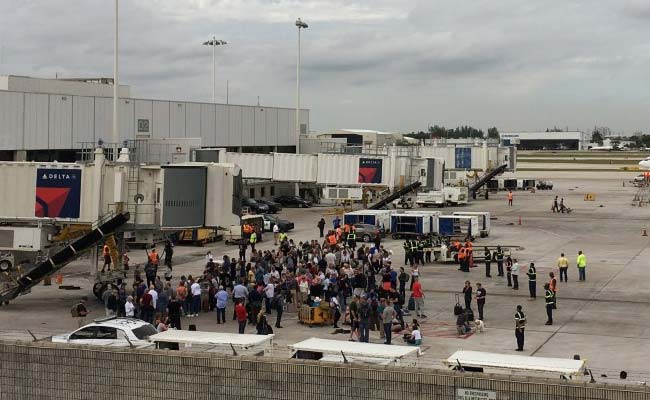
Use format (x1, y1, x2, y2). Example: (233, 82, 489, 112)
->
(406, 125, 500, 140)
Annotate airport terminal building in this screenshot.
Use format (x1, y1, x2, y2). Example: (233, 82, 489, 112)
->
(501, 131, 587, 150)
(0, 75, 308, 161)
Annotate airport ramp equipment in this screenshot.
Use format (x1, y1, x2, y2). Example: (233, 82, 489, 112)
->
(0, 212, 130, 305)
(368, 181, 422, 210)
(469, 164, 508, 199)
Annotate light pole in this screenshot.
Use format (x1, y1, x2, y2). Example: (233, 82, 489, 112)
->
(295, 18, 308, 196)
(203, 37, 227, 103)
(113, 0, 119, 154)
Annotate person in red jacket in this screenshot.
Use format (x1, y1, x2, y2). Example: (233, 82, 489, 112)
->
(235, 300, 248, 334)
(411, 277, 426, 318)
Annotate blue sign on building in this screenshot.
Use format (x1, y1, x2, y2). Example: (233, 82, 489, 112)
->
(455, 148, 472, 169)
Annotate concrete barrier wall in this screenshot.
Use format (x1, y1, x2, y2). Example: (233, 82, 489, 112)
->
(1, 341, 649, 400)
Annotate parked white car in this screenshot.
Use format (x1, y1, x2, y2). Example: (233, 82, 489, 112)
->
(51, 317, 157, 348)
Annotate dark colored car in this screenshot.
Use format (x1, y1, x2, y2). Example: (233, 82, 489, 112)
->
(353, 223, 384, 243)
(273, 195, 312, 208)
(256, 199, 282, 213)
(241, 197, 270, 214)
(262, 214, 294, 232)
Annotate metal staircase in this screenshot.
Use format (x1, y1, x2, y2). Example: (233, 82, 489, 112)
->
(368, 181, 422, 210)
(469, 164, 508, 199)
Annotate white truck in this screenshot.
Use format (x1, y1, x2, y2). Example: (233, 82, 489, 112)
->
(416, 187, 469, 207)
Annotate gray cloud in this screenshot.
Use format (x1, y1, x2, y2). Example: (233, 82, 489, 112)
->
(1, 0, 650, 134)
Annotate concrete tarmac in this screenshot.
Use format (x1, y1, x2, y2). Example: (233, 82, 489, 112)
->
(1, 171, 649, 383)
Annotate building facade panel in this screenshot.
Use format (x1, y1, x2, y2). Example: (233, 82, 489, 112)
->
(265, 108, 278, 148)
(185, 103, 201, 139)
(93, 97, 112, 144)
(277, 108, 291, 146)
(0, 91, 24, 150)
(200, 103, 216, 146)
(241, 106, 255, 147)
(169, 102, 186, 137)
(215, 104, 229, 146)
(254, 107, 267, 147)
(134, 99, 153, 138)
(72, 96, 94, 147)
(151, 100, 170, 138)
(48, 94, 73, 149)
(23, 93, 49, 150)
(119, 99, 135, 143)
(228, 105, 242, 147)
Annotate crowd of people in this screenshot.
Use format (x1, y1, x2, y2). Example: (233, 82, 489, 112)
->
(82, 224, 426, 346)
(76, 210, 590, 352)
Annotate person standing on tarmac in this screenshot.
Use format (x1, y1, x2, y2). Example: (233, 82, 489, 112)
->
(514, 305, 526, 351)
(317, 218, 326, 238)
(544, 283, 554, 325)
(548, 272, 558, 309)
(511, 259, 520, 290)
(576, 251, 587, 281)
(462, 281, 472, 310)
(495, 246, 504, 276)
(403, 240, 412, 266)
(507, 190, 514, 206)
(475, 283, 486, 320)
(101, 243, 112, 273)
(526, 262, 536, 300)
(484, 247, 492, 277)
(557, 253, 569, 282)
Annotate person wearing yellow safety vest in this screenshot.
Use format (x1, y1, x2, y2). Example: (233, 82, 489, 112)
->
(249, 231, 257, 251)
(557, 253, 569, 282)
(576, 251, 587, 281)
(278, 231, 288, 244)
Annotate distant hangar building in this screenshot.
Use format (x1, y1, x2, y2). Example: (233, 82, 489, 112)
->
(500, 131, 587, 150)
(0, 75, 308, 161)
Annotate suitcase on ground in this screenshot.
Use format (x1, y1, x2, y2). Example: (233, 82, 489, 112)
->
(454, 294, 463, 315)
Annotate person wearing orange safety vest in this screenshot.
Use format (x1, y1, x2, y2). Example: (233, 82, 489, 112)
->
(457, 246, 468, 272)
(101, 244, 112, 273)
(507, 190, 514, 206)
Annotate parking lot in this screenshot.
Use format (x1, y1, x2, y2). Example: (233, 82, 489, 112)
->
(2, 170, 649, 383)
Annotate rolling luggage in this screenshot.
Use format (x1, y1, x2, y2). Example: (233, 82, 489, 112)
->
(454, 294, 463, 315)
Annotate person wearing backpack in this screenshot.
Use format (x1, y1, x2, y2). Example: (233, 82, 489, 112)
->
(358, 296, 371, 342)
(71, 296, 89, 328)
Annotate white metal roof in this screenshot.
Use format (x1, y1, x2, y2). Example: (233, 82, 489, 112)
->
(289, 338, 418, 359)
(452, 211, 490, 216)
(319, 355, 394, 365)
(90, 317, 152, 330)
(345, 209, 392, 215)
(446, 351, 586, 375)
(149, 331, 274, 348)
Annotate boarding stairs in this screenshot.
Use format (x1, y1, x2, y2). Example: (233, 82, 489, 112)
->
(469, 164, 508, 199)
(368, 181, 422, 210)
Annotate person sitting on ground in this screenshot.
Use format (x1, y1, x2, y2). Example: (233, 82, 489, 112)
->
(256, 309, 273, 335)
(403, 319, 422, 346)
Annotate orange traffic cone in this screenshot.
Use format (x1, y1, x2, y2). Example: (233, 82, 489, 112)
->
(518, 216, 522, 225)
(643, 228, 648, 237)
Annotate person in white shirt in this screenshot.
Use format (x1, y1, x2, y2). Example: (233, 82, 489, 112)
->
(124, 296, 135, 317)
(511, 259, 520, 290)
(264, 280, 275, 314)
(190, 280, 202, 317)
(148, 285, 158, 310)
(273, 224, 280, 245)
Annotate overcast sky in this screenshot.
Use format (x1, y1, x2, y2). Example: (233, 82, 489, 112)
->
(1, 0, 650, 135)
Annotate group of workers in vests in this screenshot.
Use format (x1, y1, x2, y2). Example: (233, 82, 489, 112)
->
(325, 223, 360, 249)
(402, 237, 434, 265)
